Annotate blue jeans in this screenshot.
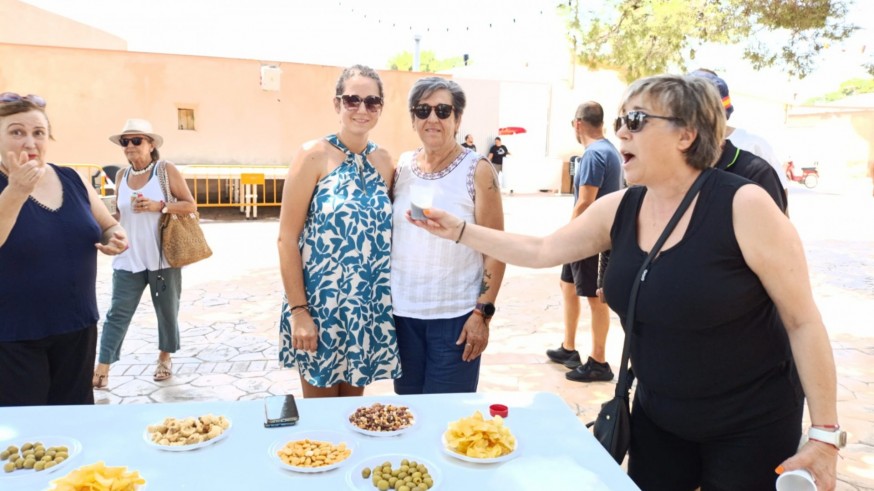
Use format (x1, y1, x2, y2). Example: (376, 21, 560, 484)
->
(393, 313, 480, 394)
(98, 268, 182, 364)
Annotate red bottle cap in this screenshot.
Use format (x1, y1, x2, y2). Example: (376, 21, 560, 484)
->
(489, 404, 509, 418)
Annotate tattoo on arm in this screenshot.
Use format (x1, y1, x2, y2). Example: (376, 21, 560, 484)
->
(479, 270, 492, 296)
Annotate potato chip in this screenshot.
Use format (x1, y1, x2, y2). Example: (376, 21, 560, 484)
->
(444, 411, 516, 459)
(47, 461, 145, 491)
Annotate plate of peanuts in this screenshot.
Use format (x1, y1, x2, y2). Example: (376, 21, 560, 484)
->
(270, 430, 356, 474)
(346, 402, 416, 437)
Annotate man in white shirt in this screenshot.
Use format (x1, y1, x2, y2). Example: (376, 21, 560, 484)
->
(690, 69, 790, 194)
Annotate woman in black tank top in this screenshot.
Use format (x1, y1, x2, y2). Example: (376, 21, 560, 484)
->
(409, 75, 840, 490)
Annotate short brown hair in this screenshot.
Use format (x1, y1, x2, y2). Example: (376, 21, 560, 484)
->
(0, 99, 53, 140)
(620, 74, 725, 170)
(574, 101, 604, 127)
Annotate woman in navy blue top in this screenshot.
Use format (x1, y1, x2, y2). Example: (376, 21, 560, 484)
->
(410, 75, 839, 490)
(0, 93, 128, 406)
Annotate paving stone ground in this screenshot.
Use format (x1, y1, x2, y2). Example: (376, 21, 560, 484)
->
(93, 177, 874, 490)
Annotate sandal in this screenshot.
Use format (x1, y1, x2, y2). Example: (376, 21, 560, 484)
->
(92, 371, 109, 390)
(153, 359, 173, 382)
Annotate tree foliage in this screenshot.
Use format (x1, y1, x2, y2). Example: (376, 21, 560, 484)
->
(559, 0, 858, 82)
(805, 77, 874, 103)
(387, 50, 464, 72)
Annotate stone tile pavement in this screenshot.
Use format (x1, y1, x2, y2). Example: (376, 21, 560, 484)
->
(92, 178, 874, 490)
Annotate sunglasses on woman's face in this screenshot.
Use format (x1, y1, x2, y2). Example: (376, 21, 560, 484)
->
(337, 94, 383, 113)
(614, 110, 683, 133)
(120, 137, 147, 147)
(411, 103, 454, 120)
(0, 92, 47, 108)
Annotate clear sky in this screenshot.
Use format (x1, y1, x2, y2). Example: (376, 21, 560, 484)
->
(18, 0, 874, 99)
(19, 0, 567, 70)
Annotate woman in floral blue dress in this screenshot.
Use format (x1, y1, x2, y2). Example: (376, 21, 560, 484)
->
(277, 65, 401, 397)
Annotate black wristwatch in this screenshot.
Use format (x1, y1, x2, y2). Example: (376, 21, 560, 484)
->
(474, 302, 496, 320)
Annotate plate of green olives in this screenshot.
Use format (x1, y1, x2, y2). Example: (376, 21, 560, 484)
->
(346, 454, 441, 491)
(0, 436, 81, 481)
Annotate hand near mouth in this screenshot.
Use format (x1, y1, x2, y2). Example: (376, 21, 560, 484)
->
(3, 150, 45, 196)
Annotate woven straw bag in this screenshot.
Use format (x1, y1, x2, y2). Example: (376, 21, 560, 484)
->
(157, 161, 212, 268)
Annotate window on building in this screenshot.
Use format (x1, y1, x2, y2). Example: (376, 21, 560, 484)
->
(177, 108, 195, 130)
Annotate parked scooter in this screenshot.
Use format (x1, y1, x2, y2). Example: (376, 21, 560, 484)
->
(785, 160, 819, 188)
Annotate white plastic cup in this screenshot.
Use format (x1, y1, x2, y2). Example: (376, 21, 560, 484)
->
(776, 468, 816, 491)
(409, 183, 434, 221)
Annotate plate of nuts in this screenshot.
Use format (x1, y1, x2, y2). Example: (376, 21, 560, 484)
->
(270, 430, 355, 474)
(347, 402, 416, 437)
(1, 436, 81, 481)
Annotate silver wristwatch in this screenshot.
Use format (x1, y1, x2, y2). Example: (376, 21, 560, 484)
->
(808, 426, 847, 449)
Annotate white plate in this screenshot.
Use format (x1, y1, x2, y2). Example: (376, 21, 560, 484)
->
(441, 433, 519, 464)
(346, 454, 442, 491)
(346, 403, 416, 437)
(0, 436, 81, 481)
(269, 430, 356, 474)
(142, 415, 231, 452)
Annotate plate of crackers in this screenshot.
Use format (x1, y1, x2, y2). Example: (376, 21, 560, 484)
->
(269, 430, 355, 474)
(143, 414, 231, 452)
(441, 411, 518, 464)
(346, 402, 416, 437)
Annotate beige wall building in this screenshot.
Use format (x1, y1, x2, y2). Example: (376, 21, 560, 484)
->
(0, 1, 428, 169)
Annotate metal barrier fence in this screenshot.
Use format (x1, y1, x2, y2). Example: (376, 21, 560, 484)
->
(180, 165, 287, 209)
(58, 163, 114, 196)
(57, 163, 288, 215)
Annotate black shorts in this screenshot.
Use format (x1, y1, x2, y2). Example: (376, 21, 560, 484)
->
(560, 254, 600, 297)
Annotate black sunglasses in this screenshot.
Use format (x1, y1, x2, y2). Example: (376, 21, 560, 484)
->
(614, 111, 683, 133)
(0, 92, 47, 108)
(337, 94, 383, 113)
(411, 103, 454, 120)
(120, 137, 148, 147)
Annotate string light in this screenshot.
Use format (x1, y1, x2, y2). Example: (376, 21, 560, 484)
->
(333, 1, 548, 34)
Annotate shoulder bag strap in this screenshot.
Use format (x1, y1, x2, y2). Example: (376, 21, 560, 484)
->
(156, 160, 177, 203)
(613, 169, 714, 398)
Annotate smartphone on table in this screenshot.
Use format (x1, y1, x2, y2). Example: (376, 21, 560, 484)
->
(264, 394, 300, 428)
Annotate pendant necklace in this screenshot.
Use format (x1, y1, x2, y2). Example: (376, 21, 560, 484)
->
(129, 161, 155, 176)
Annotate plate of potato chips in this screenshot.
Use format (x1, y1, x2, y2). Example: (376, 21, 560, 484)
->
(1, 436, 81, 481)
(270, 430, 355, 474)
(45, 461, 145, 490)
(143, 414, 231, 451)
(441, 411, 518, 463)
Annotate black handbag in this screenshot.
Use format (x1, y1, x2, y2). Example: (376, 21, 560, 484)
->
(590, 169, 713, 464)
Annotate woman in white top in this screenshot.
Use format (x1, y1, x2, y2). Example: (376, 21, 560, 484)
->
(391, 77, 505, 394)
(92, 119, 196, 389)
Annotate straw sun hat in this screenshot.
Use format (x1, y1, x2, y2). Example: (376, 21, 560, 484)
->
(108, 118, 164, 148)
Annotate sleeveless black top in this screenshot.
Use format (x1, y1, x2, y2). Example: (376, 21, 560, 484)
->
(603, 170, 802, 439)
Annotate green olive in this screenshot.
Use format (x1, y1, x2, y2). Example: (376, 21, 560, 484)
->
(361, 467, 371, 478)
(34, 461, 46, 471)
(3, 462, 14, 473)
(377, 479, 389, 491)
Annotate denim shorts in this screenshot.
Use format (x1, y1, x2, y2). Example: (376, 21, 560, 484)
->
(393, 313, 481, 394)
